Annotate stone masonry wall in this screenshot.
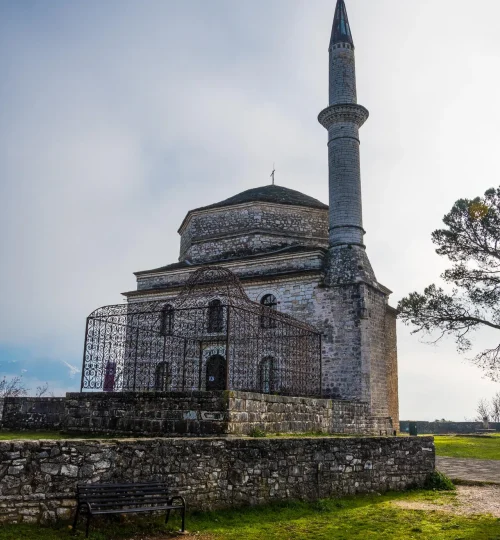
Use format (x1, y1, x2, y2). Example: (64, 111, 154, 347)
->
(385, 308, 400, 432)
(0, 436, 435, 524)
(2, 392, 391, 437)
(228, 393, 333, 435)
(364, 285, 390, 418)
(244, 274, 396, 429)
(64, 391, 384, 437)
(1, 398, 66, 431)
(134, 270, 399, 431)
(186, 233, 324, 265)
(64, 392, 229, 436)
(179, 203, 328, 263)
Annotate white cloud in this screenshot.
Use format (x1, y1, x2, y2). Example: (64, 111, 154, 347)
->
(62, 361, 81, 379)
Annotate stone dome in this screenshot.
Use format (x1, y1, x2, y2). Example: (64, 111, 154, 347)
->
(178, 185, 328, 265)
(192, 185, 328, 213)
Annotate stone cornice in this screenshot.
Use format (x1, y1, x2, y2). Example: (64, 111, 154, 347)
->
(124, 268, 325, 299)
(135, 249, 326, 279)
(318, 104, 369, 129)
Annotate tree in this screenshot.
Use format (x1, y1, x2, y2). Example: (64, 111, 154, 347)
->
(491, 392, 500, 423)
(398, 187, 500, 381)
(0, 376, 28, 398)
(476, 399, 491, 422)
(35, 382, 54, 398)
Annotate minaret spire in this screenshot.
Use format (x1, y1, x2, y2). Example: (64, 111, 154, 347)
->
(319, 0, 372, 279)
(330, 0, 354, 49)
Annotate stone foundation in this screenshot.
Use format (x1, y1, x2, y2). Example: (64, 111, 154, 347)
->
(0, 436, 435, 524)
(0, 392, 394, 437)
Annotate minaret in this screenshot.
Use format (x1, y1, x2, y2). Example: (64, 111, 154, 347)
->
(315, 1, 399, 430)
(319, 0, 374, 283)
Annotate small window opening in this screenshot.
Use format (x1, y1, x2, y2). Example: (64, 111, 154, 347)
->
(207, 299, 224, 333)
(260, 294, 278, 329)
(160, 304, 175, 336)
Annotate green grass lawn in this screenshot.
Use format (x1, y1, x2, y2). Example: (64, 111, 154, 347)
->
(433, 434, 500, 461)
(0, 431, 70, 440)
(0, 491, 499, 540)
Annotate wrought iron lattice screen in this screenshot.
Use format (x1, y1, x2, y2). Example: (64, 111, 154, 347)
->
(81, 267, 322, 397)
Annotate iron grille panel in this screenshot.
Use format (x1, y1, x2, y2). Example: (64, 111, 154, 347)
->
(81, 267, 322, 397)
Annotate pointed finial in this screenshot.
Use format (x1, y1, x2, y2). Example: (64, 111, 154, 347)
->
(330, 0, 354, 50)
(270, 164, 276, 186)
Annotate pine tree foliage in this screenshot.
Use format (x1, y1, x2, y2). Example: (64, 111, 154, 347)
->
(398, 187, 500, 381)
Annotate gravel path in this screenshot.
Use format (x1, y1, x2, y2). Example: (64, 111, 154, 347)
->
(436, 456, 500, 484)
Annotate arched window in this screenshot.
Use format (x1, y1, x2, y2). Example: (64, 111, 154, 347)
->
(160, 304, 174, 336)
(260, 294, 277, 329)
(207, 299, 224, 333)
(259, 357, 275, 394)
(206, 355, 226, 391)
(155, 362, 171, 391)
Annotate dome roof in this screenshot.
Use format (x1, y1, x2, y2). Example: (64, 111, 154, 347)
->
(194, 185, 328, 212)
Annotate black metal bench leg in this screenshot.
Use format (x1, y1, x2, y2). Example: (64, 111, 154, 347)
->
(72, 504, 80, 535)
(85, 513, 91, 538)
(165, 508, 171, 525)
(181, 506, 185, 533)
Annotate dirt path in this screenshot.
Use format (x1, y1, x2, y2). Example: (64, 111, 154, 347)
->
(394, 485, 500, 517)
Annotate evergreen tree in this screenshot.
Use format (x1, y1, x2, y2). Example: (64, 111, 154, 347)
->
(398, 187, 500, 381)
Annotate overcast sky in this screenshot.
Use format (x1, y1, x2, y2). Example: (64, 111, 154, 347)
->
(1, 0, 499, 420)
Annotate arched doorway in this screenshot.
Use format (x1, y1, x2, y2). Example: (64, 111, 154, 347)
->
(206, 354, 226, 391)
(155, 362, 171, 391)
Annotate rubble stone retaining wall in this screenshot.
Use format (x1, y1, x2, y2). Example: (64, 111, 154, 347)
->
(0, 436, 435, 524)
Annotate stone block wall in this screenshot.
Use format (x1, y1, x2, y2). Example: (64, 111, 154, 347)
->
(1, 392, 393, 437)
(1, 398, 66, 431)
(178, 203, 328, 263)
(64, 392, 229, 436)
(227, 392, 333, 435)
(63, 391, 388, 437)
(0, 436, 435, 524)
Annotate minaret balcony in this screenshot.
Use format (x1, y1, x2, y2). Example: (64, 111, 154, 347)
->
(318, 103, 369, 130)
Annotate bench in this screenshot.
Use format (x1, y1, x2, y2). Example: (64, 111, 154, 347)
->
(72, 482, 186, 537)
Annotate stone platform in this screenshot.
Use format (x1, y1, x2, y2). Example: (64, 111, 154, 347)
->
(1, 391, 394, 437)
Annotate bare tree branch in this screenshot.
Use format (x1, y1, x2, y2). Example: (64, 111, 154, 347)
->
(0, 376, 28, 398)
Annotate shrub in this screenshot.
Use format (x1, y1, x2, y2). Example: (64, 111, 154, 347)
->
(424, 470, 456, 491)
(249, 427, 267, 438)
